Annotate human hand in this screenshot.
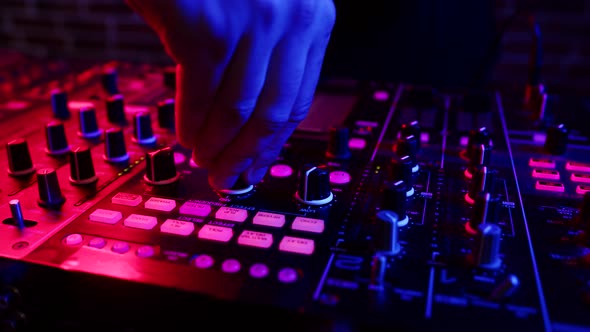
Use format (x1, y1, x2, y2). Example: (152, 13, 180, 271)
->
(126, 0, 336, 190)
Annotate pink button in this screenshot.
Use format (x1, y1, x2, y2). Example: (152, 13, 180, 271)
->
(249, 263, 270, 279)
(278, 267, 298, 283)
(270, 164, 293, 178)
(64, 233, 83, 246)
(193, 254, 214, 269)
(221, 259, 241, 273)
(329, 171, 351, 185)
(88, 237, 106, 249)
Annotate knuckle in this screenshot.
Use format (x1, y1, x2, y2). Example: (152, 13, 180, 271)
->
(294, 0, 336, 33)
(289, 100, 313, 123)
(255, 0, 282, 26)
(220, 99, 258, 125)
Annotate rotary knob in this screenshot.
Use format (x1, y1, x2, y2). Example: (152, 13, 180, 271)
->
(77, 106, 103, 139)
(133, 111, 156, 145)
(326, 126, 352, 159)
(295, 163, 333, 205)
(466, 192, 501, 234)
(103, 127, 129, 163)
(69, 145, 98, 185)
(101, 66, 119, 95)
(544, 123, 568, 155)
(106, 94, 127, 125)
(400, 121, 421, 151)
(157, 98, 175, 131)
(390, 155, 414, 196)
(393, 134, 419, 172)
(466, 127, 492, 160)
(381, 180, 409, 226)
(144, 147, 179, 185)
(474, 223, 503, 269)
(45, 121, 70, 156)
(6, 138, 35, 177)
(36, 168, 66, 209)
(373, 210, 401, 256)
(50, 88, 70, 120)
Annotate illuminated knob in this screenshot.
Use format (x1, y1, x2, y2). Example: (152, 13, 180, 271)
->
(144, 147, 179, 185)
(394, 134, 419, 172)
(466, 166, 497, 204)
(374, 210, 401, 255)
(466, 143, 492, 178)
(6, 138, 35, 177)
(106, 94, 127, 125)
(69, 145, 98, 185)
(77, 106, 102, 139)
(36, 168, 66, 209)
(50, 88, 70, 119)
(157, 98, 175, 131)
(101, 66, 119, 95)
(466, 192, 501, 234)
(326, 126, 351, 159)
(400, 121, 421, 150)
(390, 155, 414, 196)
(381, 180, 409, 226)
(544, 123, 568, 155)
(132, 112, 156, 145)
(45, 121, 70, 156)
(103, 127, 129, 163)
(466, 127, 492, 160)
(295, 164, 333, 205)
(474, 223, 502, 269)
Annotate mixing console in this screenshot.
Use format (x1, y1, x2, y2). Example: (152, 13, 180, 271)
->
(1, 51, 590, 332)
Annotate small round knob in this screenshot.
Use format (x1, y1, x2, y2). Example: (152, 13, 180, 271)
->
(295, 164, 333, 205)
(466, 166, 497, 204)
(77, 106, 103, 139)
(50, 88, 70, 119)
(69, 145, 98, 185)
(544, 123, 568, 155)
(466, 192, 501, 234)
(103, 127, 129, 163)
(132, 112, 156, 145)
(6, 138, 35, 177)
(474, 223, 503, 269)
(393, 135, 419, 172)
(374, 210, 401, 255)
(36, 168, 66, 209)
(44, 121, 70, 156)
(466, 127, 492, 160)
(157, 98, 175, 131)
(144, 147, 179, 185)
(390, 155, 414, 196)
(101, 66, 119, 95)
(106, 94, 127, 125)
(381, 180, 409, 226)
(326, 126, 351, 159)
(400, 121, 421, 151)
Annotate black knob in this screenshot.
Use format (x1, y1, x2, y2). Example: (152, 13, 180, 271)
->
(393, 134, 419, 172)
(374, 210, 401, 256)
(69, 145, 98, 185)
(133, 112, 156, 145)
(381, 180, 409, 226)
(103, 127, 129, 163)
(466, 127, 492, 160)
(295, 164, 333, 205)
(77, 106, 102, 139)
(36, 168, 65, 209)
(106, 94, 127, 125)
(50, 88, 70, 119)
(101, 66, 119, 95)
(544, 123, 568, 155)
(144, 147, 179, 185)
(467, 192, 501, 234)
(390, 155, 414, 196)
(326, 126, 351, 159)
(44, 121, 70, 156)
(6, 139, 35, 176)
(474, 223, 502, 269)
(400, 121, 421, 151)
(466, 166, 497, 204)
(466, 143, 493, 178)
(163, 66, 176, 89)
(157, 98, 175, 131)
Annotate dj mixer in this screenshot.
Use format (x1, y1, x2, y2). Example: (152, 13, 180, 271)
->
(1, 51, 590, 332)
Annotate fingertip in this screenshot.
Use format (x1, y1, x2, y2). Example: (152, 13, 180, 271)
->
(208, 173, 239, 192)
(246, 166, 269, 185)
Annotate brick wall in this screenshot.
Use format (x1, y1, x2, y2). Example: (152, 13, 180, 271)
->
(0, 0, 588, 96)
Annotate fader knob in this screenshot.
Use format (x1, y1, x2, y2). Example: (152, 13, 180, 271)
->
(393, 135, 419, 172)
(77, 106, 102, 139)
(103, 127, 129, 163)
(390, 155, 414, 196)
(6, 139, 35, 176)
(544, 123, 568, 155)
(466, 143, 492, 178)
(400, 121, 421, 150)
(144, 147, 179, 185)
(50, 88, 70, 120)
(374, 210, 401, 255)
(132, 112, 156, 145)
(45, 121, 70, 156)
(106, 94, 127, 125)
(295, 164, 333, 205)
(381, 180, 409, 226)
(69, 145, 98, 185)
(474, 223, 503, 269)
(466, 166, 497, 204)
(157, 98, 175, 131)
(326, 126, 351, 159)
(101, 66, 119, 95)
(36, 168, 65, 209)
(467, 192, 501, 234)
(466, 127, 491, 160)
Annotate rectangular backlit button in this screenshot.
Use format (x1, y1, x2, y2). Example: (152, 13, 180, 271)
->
(279, 236, 314, 255)
(571, 173, 590, 183)
(532, 169, 560, 180)
(238, 230, 273, 248)
(145, 197, 176, 211)
(112, 192, 143, 206)
(253, 211, 285, 228)
(292, 216, 325, 233)
(576, 185, 590, 195)
(566, 161, 590, 173)
(215, 207, 248, 222)
(160, 219, 194, 236)
(89, 209, 122, 224)
(179, 201, 212, 217)
(198, 224, 233, 242)
(529, 158, 556, 169)
(535, 181, 565, 193)
(124, 214, 157, 230)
